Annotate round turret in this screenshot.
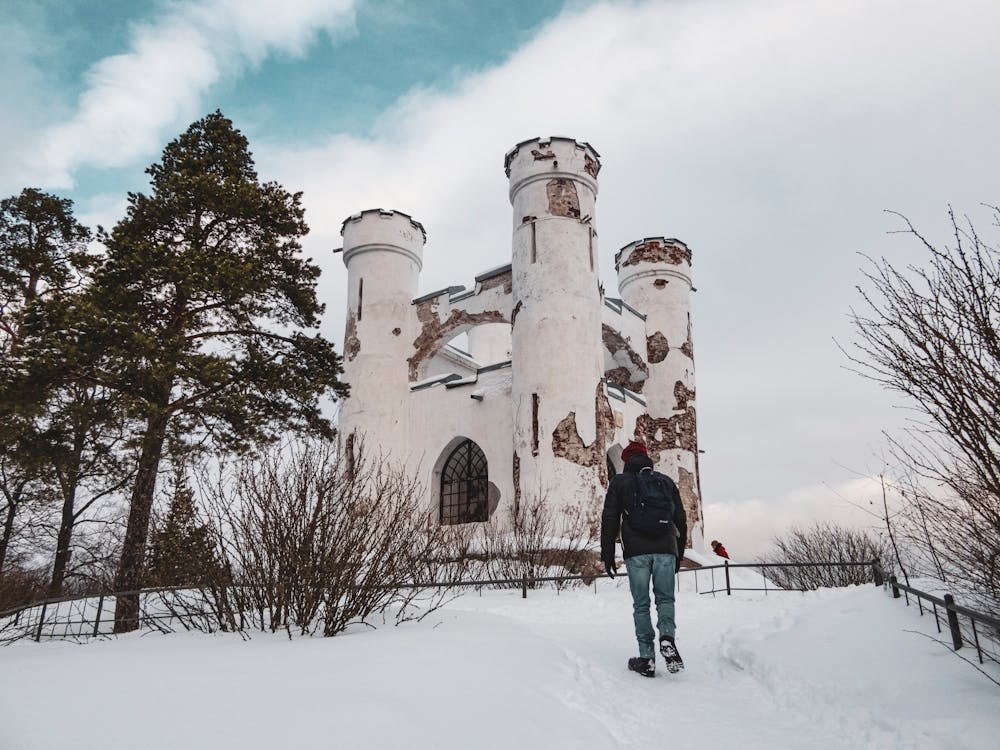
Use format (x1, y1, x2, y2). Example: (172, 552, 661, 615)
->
(506, 138, 612, 520)
(615, 236, 702, 548)
(337, 209, 427, 468)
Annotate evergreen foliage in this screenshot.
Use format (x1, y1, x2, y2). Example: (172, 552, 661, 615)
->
(0, 189, 96, 584)
(80, 111, 347, 631)
(145, 474, 222, 588)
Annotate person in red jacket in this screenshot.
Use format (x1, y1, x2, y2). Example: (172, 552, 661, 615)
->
(711, 540, 730, 559)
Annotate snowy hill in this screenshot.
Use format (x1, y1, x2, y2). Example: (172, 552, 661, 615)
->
(1, 573, 997, 750)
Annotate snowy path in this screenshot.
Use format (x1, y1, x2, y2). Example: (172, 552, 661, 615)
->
(1, 582, 997, 749)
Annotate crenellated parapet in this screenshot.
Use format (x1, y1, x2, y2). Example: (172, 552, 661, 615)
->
(334, 141, 703, 548)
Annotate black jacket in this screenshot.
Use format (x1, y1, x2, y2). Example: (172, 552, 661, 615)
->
(600, 454, 687, 563)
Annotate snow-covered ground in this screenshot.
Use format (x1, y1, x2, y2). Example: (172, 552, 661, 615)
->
(1, 570, 997, 750)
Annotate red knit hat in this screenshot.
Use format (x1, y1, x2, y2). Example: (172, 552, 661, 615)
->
(621, 440, 648, 463)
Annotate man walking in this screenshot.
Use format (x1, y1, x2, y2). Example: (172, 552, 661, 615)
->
(601, 440, 687, 677)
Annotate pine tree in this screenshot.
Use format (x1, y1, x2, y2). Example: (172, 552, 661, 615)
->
(0, 189, 96, 582)
(145, 475, 221, 587)
(84, 112, 348, 631)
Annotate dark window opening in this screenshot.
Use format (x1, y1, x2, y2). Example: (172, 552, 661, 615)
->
(357, 278, 364, 320)
(440, 440, 490, 525)
(531, 393, 540, 456)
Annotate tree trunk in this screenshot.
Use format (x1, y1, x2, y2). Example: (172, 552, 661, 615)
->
(48, 417, 87, 598)
(113, 406, 171, 633)
(0, 500, 16, 576)
(47, 490, 77, 597)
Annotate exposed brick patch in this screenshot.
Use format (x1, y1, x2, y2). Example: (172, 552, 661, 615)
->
(344, 430, 357, 480)
(511, 300, 523, 327)
(680, 313, 694, 359)
(391, 327, 401, 336)
(532, 148, 555, 161)
(547, 178, 580, 218)
(677, 467, 699, 548)
(602, 324, 648, 391)
(584, 152, 599, 178)
(647, 331, 669, 364)
(619, 239, 690, 269)
(674, 381, 695, 410)
(634, 408, 698, 464)
(408, 300, 506, 380)
(478, 268, 513, 295)
(604, 366, 631, 391)
(345, 312, 360, 361)
(551, 382, 617, 488)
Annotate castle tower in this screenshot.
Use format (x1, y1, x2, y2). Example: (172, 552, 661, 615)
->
(505, 137, 613, 519)
(616, 238, 703, 547)
(337, 209, 426, 466)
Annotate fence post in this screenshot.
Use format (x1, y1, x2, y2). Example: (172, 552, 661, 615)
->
(872, 560, 884, 587)
(889, 575, 900, 598)
(521, 574, 528, 599)
(34, 603, 48, 642)
(943, 594, 963, 651)
(724, 560, 731, 596)
(93, 595, 105, 637)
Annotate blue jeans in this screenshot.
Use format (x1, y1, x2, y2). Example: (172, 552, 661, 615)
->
(625, 554, 677, 659)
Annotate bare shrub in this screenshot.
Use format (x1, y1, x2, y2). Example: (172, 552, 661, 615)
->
(477, 494, 601, 589)
(200, 440, 463, 637)
(0, 562, 47, 612)
(761, 522, 890, 590)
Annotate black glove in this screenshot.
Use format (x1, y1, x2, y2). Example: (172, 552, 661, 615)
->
(604, 559, 617, 578)
(675, 555, 684, 574)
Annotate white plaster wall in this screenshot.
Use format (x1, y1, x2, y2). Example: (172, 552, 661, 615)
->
(423, 346, 480, 379)
(468, 323, 512, 365)
(606, 386, 648, 468)
(408, 368, 514, 522)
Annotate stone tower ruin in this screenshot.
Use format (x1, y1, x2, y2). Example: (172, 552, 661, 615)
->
(335, 137, 704, 549)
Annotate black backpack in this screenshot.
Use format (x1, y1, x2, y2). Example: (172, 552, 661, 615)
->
(624, 467, 675, 538)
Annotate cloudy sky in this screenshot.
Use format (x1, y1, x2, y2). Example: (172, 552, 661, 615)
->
(3, 0, 998, 557)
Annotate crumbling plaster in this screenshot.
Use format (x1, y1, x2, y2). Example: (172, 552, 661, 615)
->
(337, 139, 703, 549)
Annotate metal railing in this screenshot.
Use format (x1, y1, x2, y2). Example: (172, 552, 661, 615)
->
(874, 565, 1000, 667)
(686, 559, 881, 596)
(1, 560, 884, 644)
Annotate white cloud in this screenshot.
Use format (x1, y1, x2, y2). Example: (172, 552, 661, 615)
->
(32, 0, 357, 187)
(8, 0, 995, 556)
(704, 475, 894, 560)
(251, 0, 1000, 552)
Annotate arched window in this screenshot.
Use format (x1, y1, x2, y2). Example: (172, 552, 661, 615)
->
(440, 439, 489, 525)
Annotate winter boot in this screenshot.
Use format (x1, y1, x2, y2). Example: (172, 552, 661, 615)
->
(627, 656, 655, 678)
(659, 636, 684, 673)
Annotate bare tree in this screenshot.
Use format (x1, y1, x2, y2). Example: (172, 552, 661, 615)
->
(846, 205, 999, 608)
